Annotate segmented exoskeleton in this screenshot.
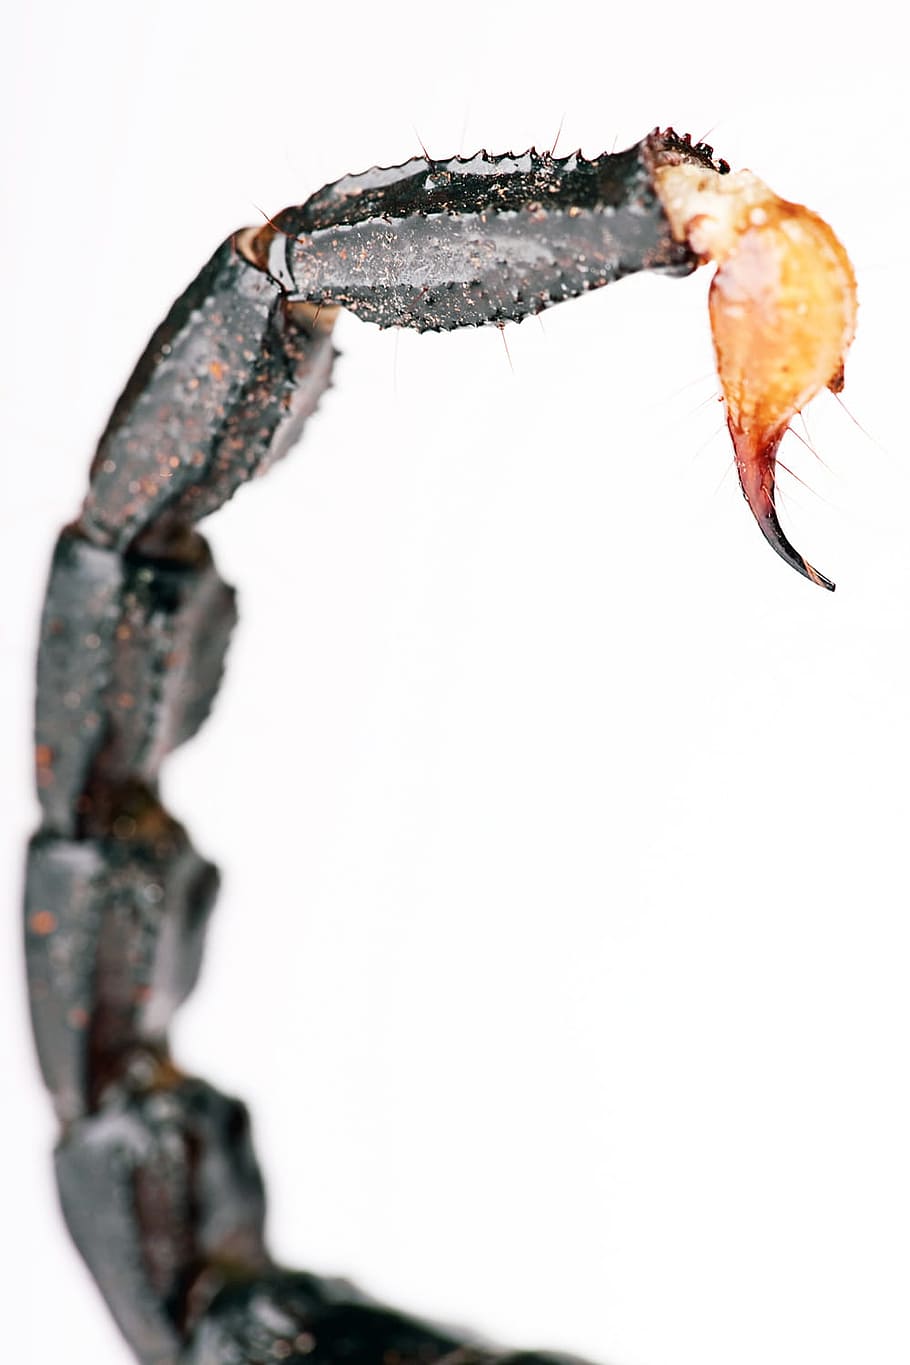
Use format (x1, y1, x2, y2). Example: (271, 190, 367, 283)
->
(25, 128, 850, 1365)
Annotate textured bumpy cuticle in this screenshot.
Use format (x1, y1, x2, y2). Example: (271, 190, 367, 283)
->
(79, 243, 337, 553)
(258, 132, 727, 331)
(56, 1078, 268, 1365)
(25, 822, 217, 1120)
(34, 527, 237, 836)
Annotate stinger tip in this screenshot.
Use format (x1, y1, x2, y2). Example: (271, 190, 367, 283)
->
(731, 423, 835, 591)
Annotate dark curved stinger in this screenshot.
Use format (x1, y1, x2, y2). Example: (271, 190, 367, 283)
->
(731, 424, 836, 591)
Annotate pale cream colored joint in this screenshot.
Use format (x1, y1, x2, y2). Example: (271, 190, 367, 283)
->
(653, 163, 777, 263)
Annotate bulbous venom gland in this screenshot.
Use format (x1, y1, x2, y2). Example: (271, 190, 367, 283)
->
(655, 162, 857, 590)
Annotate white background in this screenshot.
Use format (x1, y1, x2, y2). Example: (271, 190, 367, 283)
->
(2, 4, 908, 1363)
